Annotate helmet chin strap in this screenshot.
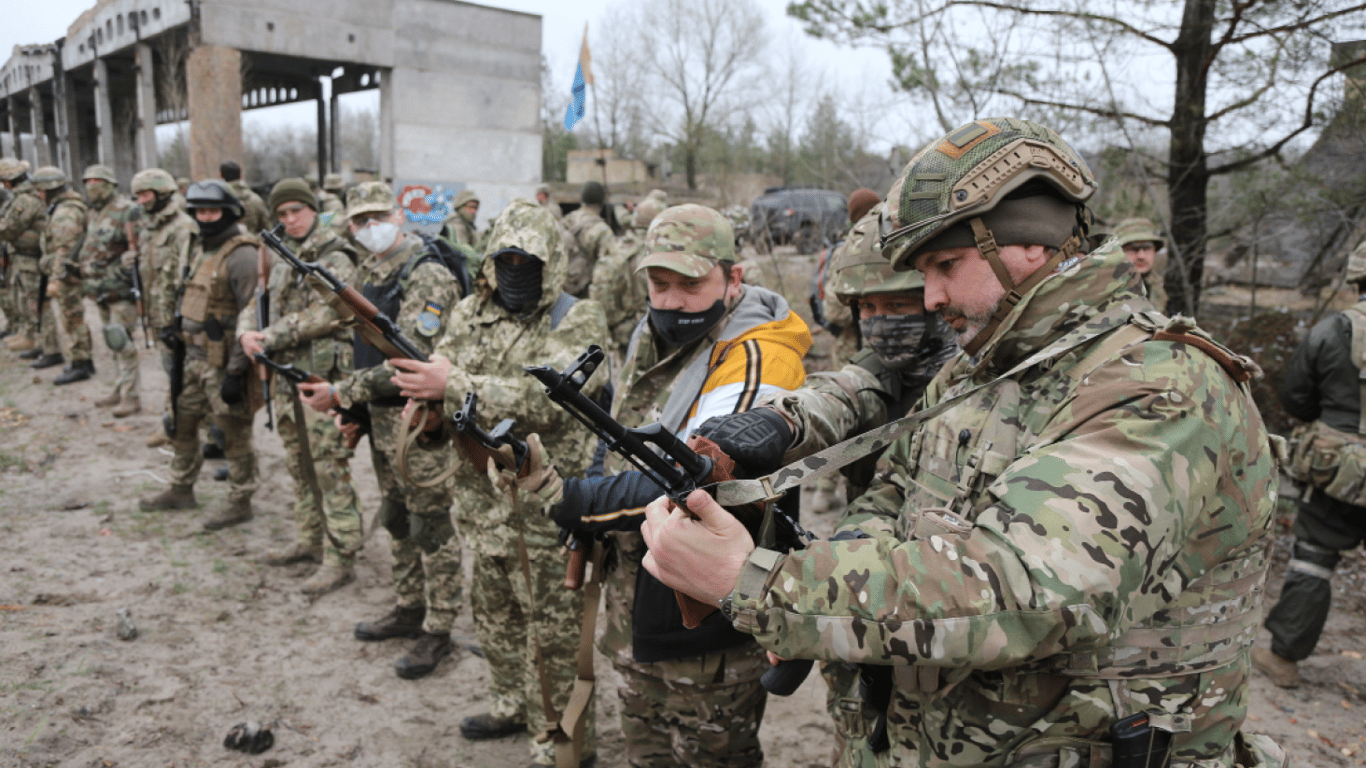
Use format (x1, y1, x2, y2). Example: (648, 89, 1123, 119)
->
(961, 216, 1082, 357)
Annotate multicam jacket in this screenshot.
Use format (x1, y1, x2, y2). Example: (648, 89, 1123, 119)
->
(80, 195, 138, 302)
(40, 190, 88, 282)
(561, 205, 614, 297)
(728, 243, 1279, 767)
(139, 202, 199, 330)
(0, 185, 46, 260)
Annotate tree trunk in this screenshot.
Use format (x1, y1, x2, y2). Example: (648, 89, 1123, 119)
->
(1166, 0, 1215, 316)
(685, 144, 698, 190)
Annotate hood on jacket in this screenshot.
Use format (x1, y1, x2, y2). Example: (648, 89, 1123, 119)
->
(482, 197, 569, 315)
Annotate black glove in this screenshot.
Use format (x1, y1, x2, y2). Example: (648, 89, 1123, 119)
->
(158, 325, 179, 349)
(220, 372, 247, 405)
(694, 408, 792, 478)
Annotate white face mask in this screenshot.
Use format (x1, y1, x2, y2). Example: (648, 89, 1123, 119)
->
(355, 221, 399, 253)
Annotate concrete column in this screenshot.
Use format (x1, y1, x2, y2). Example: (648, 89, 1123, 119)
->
(329, 83, 340, 174)
(6, 97, 21, 163)
(52, 70, 75, 172)
(92, 58, 117, 166)
(134, 43, 159, 172)
(28, 88, 50, 168)
(315, 79, 327, 186)
(185, 44, 243, 180)
(379, 68, 393, 181)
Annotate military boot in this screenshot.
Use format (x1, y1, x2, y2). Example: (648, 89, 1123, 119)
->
(460, 713, 527, 740)
(29, 352, 64, 369)
(17, 348, 42, 360)
(139, 485, 197, 511)
(354, 605, 426, 641)
(201, 499, 253, 531)
(394, 632, 454, 679)
(94, 392, 122, 408)
(1252, 647, 1300, 688)
(53, 359, 95, 384)
(300, 565, 354, 597)
(260, 542, 322, 566)
(146, 431, 172, 448)
(112, 396, 142, 418)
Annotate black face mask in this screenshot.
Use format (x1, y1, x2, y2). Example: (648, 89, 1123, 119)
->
(492, 248, 544, 313)
(146, 191, 174, 214)
(648, 299, 727, 348)
(197, 212, 239, 240)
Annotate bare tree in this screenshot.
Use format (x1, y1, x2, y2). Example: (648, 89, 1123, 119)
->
(589, 11, 651, 160)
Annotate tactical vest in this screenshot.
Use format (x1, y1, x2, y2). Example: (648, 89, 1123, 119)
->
(352, 247, 463, 374)
(1284, 302, 1366, 506)
(182, 233, 259, 367)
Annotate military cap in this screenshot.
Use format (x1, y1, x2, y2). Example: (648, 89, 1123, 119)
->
(831, 205, 925, 304)
(346, 181, 397, 219)
(268, 177, 318, 213)
(634, 198, 665, 230)
(636, 203, 735, 277)
(453, 188, 480, 209)
(184, 179, 244, 218)
(322, 173, 344, 192)
(1346, 240, 1366, 284)
(31, 165, 69, 191)
(581, 181, 606, 206)
(132, 168, 178, 194)
(848, 188, 880, 224)
(0, 157, 32, 181)
(1112, 217, 1165, 251)
(82, 164, 118, 184)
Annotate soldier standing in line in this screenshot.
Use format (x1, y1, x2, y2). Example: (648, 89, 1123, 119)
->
(29, 166, 93, 382)
(219, 161, 272, 236)
(1254, 239, 1366, 689)
(391, 198, 607, 768)
(0, 179, 15, 338)
(81, 164, 143, 414)
(561, 181, 617, 298)
(297, 182, 467, 679)
(138, 180, 260, 532)
(588, 196, 664, 360)
(128, 168, 200, 448)
(238, 178, 364, 596)
(1112, 217, 1169, 313)
(643, 117, 1288, 768)
(0, 158, 46, 358)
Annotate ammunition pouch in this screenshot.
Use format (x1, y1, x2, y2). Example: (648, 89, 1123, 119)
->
(379, 498, 411, 540)
(102, 323, 131, 353)
(1286, 420, 1366, 506)
(203, 315, 228, 368)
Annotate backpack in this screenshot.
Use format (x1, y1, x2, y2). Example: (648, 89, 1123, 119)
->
(413, 232, 473, 298)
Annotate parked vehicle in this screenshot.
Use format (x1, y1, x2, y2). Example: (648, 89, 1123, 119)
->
(749, 187, 847, 254)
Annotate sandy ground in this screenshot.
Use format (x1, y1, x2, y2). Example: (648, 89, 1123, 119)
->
(2, 271, 1366, 767)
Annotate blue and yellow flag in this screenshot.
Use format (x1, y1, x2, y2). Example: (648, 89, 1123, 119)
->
(564, 24, 593, 131)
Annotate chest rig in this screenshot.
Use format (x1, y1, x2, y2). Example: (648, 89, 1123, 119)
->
(181, 233, 258, 324)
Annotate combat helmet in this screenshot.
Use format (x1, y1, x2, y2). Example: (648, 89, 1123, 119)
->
(184, 179, 244, 218)
(31, 166, 69, 191)
(1346, 240, 1366, 285)
(637, 204, 735, 278)
(634, 197, 665, 230)
(1112, 217, 1165, 250)
(880, 117, 1097, 354)
(0, 157, 30, 182)
(831, 205, 924, 304)
(83, 164, 118, 184)
(131, 168, 178, 195)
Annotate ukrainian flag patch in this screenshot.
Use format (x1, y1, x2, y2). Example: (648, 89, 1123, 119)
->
(416, 301, 444, 336)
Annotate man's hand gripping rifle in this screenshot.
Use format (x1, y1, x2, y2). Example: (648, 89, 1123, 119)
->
(253, 353, 373, 448)
(525, 344, 816, 695)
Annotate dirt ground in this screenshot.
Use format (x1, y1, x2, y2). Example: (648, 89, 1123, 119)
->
(3, 264, 1366, 767)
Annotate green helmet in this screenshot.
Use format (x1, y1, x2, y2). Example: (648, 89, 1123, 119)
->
(31, 165, 69, 191)
(132, 168, 177, 194)
(636, 204, 735, 278)
(1346, 240, 1366, 284)
(880, 117, 1096, 271)
(830, 205, 924, 304)
(0, 157, 29, 182)
(83, 164, 118, 184)
(1112, 217, 1164, 250)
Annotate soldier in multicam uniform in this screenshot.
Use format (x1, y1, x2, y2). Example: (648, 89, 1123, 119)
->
(297, 181, 467, 679)
(1253, 239, 1366, 690)
(81, 164, 144, 414)
(509, 204, 812, 768)
(138, 180, 261, 532)
(441, 188, 481, 250)
(562, 181, 617, 298)
(588, 196, 664, 359)
(643, 118, 1288, 768)
(0, 159, 46, 357)
(391, 198, 608, 768)
(1112, 217, 1169, 313)
(814, 188, 883, 369)
(220, 161, 272, 236)
(238, 178, 364, 597)
(129, 168, 200, 448)
(30, 166, 94, 382)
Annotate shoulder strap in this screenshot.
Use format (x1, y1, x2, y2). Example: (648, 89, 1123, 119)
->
(549, 292, 578, 331)
(1346, 308, 1366, 433)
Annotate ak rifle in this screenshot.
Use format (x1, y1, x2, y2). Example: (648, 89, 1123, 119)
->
(253, 353, 372, 448)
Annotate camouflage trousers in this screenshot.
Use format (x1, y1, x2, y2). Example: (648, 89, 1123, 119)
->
(368, 405, 462, 634)
(615, 644, 769, 768)
(96, 301, 140, 398)
(55, 280, 92, 361)
(8, 257, 39, 341)
(0, 264, 13, 332)
(823, 662, 890, 768)
(470, 532, 595, 766)
(275, 389, 362, 568)
(168, 355, 258, 502)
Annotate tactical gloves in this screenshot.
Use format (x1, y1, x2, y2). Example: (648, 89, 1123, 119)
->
(694, 407, 792, 478)
(220, 372, 247, 405)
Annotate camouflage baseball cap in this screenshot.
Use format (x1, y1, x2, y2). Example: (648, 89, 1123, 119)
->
(0, 157, 31, 181)
(31, 165, 69, 191)
(83, 164, 117, 184)
(830, 205, 925, 304)
(453, 189, 479, 208)
(1112, 217, 1165, 250)
(1346, 240, 1366, 284)
(634, 198, 665, 230)
(637, 204, 736, 277)
(322, 172, 344, 191)
(132, 168, 177, 194)
(346, 181, 396, 219)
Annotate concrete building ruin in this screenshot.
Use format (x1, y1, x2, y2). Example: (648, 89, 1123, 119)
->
(0, 0, 543, 226)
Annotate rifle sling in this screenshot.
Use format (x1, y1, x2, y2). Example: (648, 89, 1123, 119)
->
(290, 382, 358, 556)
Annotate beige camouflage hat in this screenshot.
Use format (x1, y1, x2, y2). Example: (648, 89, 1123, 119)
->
(346, 181, 396, 219)
(1112, 217, 1165, 250)
(453, 189, 479, 208)
(636, 203, 735, 277)
(1346, 240, 1366, 284)
(0, 157, 31, 181)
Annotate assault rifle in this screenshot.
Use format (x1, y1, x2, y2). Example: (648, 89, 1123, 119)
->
(259, 225, 426, 362)
(256, 243, 274, 431)
(161, 269, 189, 435)
(452, 391, 529, 477)
(252, 353, 373, 448)
(122, 221, 152, 347)
(525, 344, 816, 695)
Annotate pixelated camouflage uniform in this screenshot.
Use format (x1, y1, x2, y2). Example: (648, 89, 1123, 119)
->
(227, 180, 272, 237)
(0, 183, 47, 344)
(239, 218, 364, 568)
(169, 223, 260, 502)
(40, 188, 91, 361)
(562, 204, 614, 298)
(727, 243, 1282, 767)
(80, 189, 141, 398)
(588, 221, 649, 360)
(425, 198, 607, 766)
(331, 229, 465, 635)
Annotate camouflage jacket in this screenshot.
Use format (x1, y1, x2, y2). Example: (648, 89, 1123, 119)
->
(431, 199, 609, 556)
(587, 227, 648, 344)
(239, 219, 359, 391)
(729, 243, 1279, 767)
(80, 195, 138, 302)
(138, 202, 199, 329)
(227, 180, 272, 236)
(0, 185, 46, 259)
(561, 206, 614, 297)
(333, 233, 462, 407)
(40, 190, 89, 281)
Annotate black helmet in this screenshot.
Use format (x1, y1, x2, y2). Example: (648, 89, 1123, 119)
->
(184, 179, 244, 219)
